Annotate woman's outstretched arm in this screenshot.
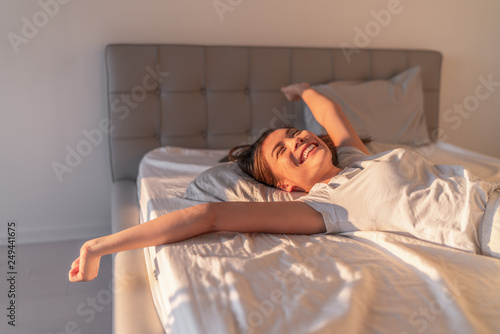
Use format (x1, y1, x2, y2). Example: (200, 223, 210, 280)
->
(69, 203, 214, 282)
(69, 201, 324, 282)
(281, 83, 369, 154)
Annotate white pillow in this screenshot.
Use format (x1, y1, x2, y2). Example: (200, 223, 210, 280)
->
(184, 162, 304, 202)
(304, 66, 430, 146)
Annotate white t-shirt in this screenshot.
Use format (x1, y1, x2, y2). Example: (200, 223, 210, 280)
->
(298, 146, 499, 253)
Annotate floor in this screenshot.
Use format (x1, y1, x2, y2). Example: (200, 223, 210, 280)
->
(0, 238, 112, 334)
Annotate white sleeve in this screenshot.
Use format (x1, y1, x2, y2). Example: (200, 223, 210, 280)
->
(336, 146, 368, 169)
(296, 185, 340, 234)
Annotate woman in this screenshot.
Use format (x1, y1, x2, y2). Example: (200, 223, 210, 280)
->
(69, 83, 499, 282)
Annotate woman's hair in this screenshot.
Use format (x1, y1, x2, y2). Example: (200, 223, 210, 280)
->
(228, 127, 361, 188)
(228, 128, 279, 188)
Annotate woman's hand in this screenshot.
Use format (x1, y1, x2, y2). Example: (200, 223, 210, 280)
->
(281, 82, 310, 101)
(69, 240, 101, 282)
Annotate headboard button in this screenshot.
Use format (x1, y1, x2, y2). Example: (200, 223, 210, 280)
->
(201, 131, 207, 137)
(200, 88, 206, 95)
(155, 89, 161, 96)
(244, 88, 251, 95)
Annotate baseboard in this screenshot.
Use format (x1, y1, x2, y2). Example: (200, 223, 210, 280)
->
(1, 223, 112, 245)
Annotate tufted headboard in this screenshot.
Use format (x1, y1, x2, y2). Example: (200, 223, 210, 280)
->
(105, 44, 442, 181)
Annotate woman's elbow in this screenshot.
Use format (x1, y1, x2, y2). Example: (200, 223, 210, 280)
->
(205, 202, 243, 233)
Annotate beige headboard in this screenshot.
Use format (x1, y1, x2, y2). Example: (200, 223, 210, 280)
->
(105, 44, 442, 181)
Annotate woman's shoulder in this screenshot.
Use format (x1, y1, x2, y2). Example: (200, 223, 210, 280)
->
(336, 144, 418, 169)
(336, 145, 369, 169)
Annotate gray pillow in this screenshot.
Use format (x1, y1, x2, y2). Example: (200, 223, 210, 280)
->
(184, 162, 304, 202)
(304, 66, 430, 146)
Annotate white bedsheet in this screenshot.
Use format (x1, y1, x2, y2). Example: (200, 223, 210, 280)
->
(137, 143, 500, 334)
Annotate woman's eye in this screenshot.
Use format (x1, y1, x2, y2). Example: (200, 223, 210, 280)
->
(278, 146, 285, 156)
(292, 130, 301, 137)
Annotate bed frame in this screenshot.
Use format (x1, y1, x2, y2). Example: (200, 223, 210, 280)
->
(105, 44, 442, 334)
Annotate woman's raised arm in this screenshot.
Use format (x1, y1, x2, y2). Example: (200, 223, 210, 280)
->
(69, 201, 324, 282)
(281, 83, 369, 154)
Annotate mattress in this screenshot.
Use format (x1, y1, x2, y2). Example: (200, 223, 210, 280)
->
(137, 142, 500, 334)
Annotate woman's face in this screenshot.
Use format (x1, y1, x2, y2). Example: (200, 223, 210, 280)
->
(261, 128, 337, 192)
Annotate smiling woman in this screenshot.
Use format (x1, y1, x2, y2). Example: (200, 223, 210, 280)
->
(228, 83, 371, 192)
(229, 127, 341, 192)
(69, 81, 500, 283)
(263, 127, 341, 192)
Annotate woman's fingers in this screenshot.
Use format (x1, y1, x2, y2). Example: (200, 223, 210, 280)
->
(71, 257, 80, 268)
(68, 244, 101, 282)
(69, 260, 81, 282)
(281, 86, 300, 101)
(281, 83, 310, 101)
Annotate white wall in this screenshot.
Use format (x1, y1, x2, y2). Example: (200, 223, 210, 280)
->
(1, 0, 499, 244)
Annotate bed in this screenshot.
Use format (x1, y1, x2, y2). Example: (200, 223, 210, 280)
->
(105, 44, 500, 334)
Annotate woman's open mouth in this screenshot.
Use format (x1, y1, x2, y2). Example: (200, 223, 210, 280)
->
(300, 143, 318, 164)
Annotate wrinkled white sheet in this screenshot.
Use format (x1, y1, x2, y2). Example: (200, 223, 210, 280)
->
(138, 143, 500, 334)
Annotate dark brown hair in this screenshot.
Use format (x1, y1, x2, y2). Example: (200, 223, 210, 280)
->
(227, 127, 343, 188)
(228, 128, 280, 188)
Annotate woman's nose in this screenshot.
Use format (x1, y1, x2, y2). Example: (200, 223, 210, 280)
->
(292, 137, 303, 150)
